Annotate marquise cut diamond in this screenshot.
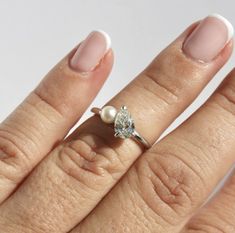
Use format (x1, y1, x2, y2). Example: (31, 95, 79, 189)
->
(114, 106, 135, 139)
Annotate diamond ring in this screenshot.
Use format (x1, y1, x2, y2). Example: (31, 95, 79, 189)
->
(91, 105, 151, 149)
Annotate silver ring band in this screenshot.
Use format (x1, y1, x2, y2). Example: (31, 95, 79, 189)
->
(91, 106, 151, 149)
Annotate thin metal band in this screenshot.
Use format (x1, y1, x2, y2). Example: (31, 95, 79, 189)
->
(91, 107, 151, 149)
(91, 107, 101, 115)
(132, 130, 151, 149)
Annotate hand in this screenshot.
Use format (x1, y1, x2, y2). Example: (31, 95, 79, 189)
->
(0, 14, 235, 233)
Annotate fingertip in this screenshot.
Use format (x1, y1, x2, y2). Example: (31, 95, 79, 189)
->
(70, 30, 112, 73)
(183, 14, 234, 63)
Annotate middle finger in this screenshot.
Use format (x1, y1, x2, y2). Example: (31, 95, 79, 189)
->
(0, 15, 233, 233)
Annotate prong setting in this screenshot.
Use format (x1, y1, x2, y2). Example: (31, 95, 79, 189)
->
(91, 105, 150, 148)
(114, 106, 135, 139)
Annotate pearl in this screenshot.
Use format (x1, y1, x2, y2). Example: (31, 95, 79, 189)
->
(100, 106, 117, 124)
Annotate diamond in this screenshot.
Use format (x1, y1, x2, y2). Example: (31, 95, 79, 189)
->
(114, 106, 135, 139)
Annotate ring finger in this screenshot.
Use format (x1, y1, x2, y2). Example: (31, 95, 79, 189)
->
(73, 50, 235, 233)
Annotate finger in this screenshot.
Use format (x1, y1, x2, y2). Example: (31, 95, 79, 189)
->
(182, 171, 235, 233)
(0, 30, 113, 202)
(0, 15, 233, 233)
(71, 64, 235, 230)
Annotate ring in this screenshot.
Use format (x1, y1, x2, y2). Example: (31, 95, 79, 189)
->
(91, 105, 151, 149)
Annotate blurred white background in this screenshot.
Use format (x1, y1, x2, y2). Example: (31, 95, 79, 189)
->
(0, 0, 234, 135)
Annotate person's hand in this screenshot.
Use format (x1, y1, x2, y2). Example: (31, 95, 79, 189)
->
(0, 14, 235, 233)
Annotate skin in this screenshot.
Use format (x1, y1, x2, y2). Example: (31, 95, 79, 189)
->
(0, 22, 235, 233)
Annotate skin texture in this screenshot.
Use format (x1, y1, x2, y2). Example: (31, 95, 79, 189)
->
(0, 18, 235, 233)
(0, 47, 114, 203)
(73, 69, 235, 233)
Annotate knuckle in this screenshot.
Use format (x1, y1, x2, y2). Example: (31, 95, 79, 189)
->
(34, 63, 82, 118)
(0, 128, 30, 183)
(0, 92, 62, 180)
(29, 90, 64, 120)
(56, 133, 125, 190)
(134, 144, 205, 225)
(213, 70, 235, 115)
(138, 48, 201, 106)
(213, 78, 235, 116)
(0, 132, 21, 160)
(137, 72, 179, 106)
(0, 92, 60, 168)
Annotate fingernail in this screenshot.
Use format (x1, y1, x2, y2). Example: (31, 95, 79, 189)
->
(70, 30, 111, 72)
(183, 14, 234, 62)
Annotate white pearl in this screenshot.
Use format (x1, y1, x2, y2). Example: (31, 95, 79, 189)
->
(100, 106, 117, 124)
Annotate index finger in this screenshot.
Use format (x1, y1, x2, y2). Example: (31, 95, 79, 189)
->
(0, 30, 113, 203)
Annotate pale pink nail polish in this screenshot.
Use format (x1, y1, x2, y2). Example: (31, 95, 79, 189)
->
(183, 14, 234, 62)
(70, 30, 111, 72)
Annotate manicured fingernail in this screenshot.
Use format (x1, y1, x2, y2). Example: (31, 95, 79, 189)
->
(183, 14, 234, 62)
(70, 30, 111, 72)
